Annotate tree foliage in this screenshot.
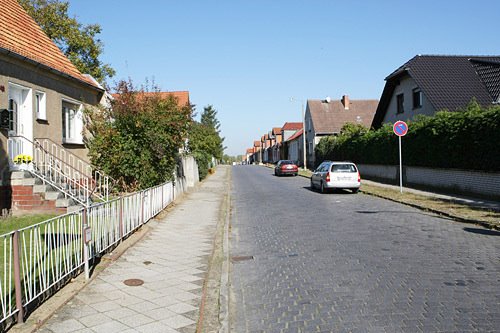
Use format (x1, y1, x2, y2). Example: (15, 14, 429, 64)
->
(85, 80, 192, 191)
(188, 105, 225, 179)
(201, 105, 221, 132)
(315, 100, 500, 171)
(19, 0, 115, 84)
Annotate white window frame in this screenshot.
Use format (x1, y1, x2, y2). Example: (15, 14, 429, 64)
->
(62, 99, 83, 144)
(35, 91, 46, 120)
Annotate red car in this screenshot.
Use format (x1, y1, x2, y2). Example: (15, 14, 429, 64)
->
(274, 160, 299, 176)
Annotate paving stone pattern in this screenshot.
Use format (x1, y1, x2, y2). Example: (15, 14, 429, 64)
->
(230, 166, 500, 333)
(38, 168, 228, 333)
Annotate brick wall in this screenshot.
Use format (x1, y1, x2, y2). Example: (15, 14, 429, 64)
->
(11, 185, 65, 214)
(358, 164, 500, 199)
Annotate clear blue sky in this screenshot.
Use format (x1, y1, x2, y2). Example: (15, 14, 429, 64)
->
(70, 0, 500, 156)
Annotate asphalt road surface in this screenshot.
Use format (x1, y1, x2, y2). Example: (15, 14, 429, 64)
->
(229, 165, 500, 333)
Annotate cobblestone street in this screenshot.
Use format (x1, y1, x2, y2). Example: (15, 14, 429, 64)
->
(229, 166, 500, 332)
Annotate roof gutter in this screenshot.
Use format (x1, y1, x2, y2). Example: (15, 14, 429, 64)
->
(0, 47, 104, 93)
(385, 66, 410, 81)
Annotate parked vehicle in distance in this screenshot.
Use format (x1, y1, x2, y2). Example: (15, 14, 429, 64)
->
(274, 160, 299, 176)
(310, 161, 360, 193)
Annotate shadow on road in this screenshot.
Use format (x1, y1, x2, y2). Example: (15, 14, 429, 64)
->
(302, 186, 354, 194)
(463, 227, 500, 236)
(355, 210, 446, 219)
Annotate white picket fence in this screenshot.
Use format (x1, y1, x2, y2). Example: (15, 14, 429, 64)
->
(0, 156, 199, 328)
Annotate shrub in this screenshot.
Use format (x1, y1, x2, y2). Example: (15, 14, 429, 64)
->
(315, 101, 500, 171)
(85, 80, 192, 191)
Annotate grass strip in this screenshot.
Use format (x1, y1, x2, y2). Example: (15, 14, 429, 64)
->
(359, 184, 500, 230)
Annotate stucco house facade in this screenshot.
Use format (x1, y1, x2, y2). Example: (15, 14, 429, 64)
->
(286, 128, 304, 166)
(0, 0, 104, 212)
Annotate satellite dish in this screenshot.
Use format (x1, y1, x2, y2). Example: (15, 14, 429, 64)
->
(325, 96, 331, 103)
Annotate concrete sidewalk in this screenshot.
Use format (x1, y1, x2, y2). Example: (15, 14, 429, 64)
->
(30, 166, 230, 333)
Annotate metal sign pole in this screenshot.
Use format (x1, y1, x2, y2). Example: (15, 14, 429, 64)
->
(399, 135, 403, 193)
(393, 120, 407, 194)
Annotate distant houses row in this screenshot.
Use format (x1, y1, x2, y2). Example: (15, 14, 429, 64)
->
(245, 55, 500, 168)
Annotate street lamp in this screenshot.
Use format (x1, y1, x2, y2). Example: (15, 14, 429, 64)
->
(290, 97, 307, 170)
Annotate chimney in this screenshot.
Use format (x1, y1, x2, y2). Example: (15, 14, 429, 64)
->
(341, 95, 350, 110)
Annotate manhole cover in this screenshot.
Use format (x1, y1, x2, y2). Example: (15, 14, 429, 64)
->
(123, 279, 144, 286)
(231, 255, 254, 262)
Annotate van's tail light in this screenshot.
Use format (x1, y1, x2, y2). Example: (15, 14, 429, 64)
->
(358, 172, 361, 183)
(326, 172, 330, 182)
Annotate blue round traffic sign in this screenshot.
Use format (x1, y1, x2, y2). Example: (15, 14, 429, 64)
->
(393, 121, 408, 136)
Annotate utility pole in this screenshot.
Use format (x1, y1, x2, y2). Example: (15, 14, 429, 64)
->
(291, 97, 307, 170)
(302, 101, 307, 170)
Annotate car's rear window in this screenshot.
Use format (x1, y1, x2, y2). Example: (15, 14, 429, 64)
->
(282, 160, 295, 165)
(331, 164, 357, 172)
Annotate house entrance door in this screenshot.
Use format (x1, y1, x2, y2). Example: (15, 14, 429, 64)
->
(8, 84, 33, 157)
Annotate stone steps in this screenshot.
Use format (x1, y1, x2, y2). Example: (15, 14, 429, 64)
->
(10, 171, 84, 215)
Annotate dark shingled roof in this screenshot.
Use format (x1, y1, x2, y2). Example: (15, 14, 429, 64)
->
(307, 99, 378, 134)
(372, 55, 500, 128)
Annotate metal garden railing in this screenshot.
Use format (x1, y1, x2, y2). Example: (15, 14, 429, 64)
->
(0, 178, 183, 329)
(7, 136, 113, 206)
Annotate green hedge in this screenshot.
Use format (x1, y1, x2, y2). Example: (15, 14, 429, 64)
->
(315, 101, 500, 172)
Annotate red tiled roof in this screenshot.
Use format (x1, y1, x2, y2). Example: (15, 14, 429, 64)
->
(246, 148, 254, 154)
(282, 122, 303, 131)
(286, 128, 303, 142)
(147, 91, 190, 106)
(253, 141, 261, 147)
(112, 91, 190, 107)
(0, 0, 97, 87)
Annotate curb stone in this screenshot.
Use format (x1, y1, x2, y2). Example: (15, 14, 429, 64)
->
(218, 184, 231, 333)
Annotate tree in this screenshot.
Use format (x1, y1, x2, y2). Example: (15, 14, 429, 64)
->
(19, 0, 115, 84)
(198, 105, 224, 160)
(188, 105, 225, 179)
(188, 122, 217, 180)
(85, 80, 192, 191)
(200, 105, 221, 132)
